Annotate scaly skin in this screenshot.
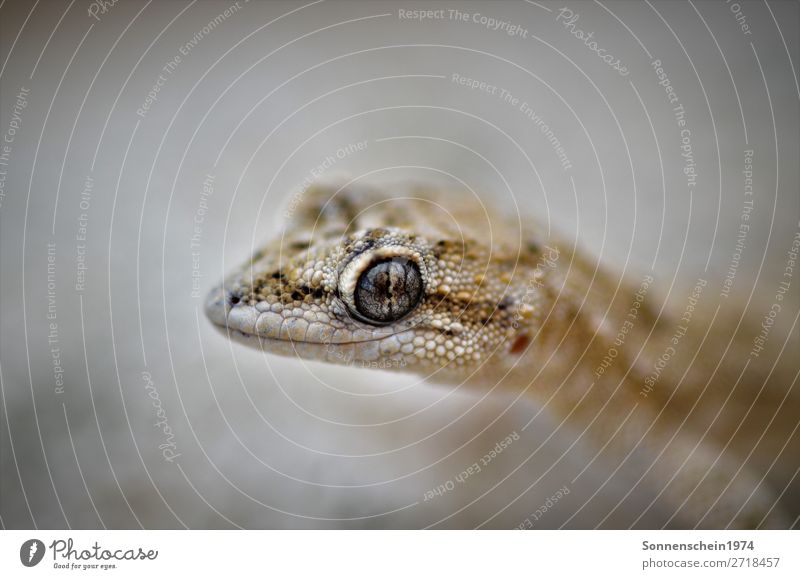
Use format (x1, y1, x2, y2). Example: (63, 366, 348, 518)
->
(206, 182, 798, 529)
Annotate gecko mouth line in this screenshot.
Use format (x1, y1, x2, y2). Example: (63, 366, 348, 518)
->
(214, 323, 392, 348)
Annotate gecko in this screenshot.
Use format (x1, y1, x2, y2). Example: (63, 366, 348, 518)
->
(206, 181, 799, 529)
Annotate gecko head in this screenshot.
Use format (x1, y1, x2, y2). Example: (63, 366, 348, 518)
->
(205, 184, 543, 381)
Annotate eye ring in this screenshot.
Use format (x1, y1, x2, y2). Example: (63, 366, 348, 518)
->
(338, 246, 426, 325)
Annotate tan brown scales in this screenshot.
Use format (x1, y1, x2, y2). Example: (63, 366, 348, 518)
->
(207, 182, 799, 529)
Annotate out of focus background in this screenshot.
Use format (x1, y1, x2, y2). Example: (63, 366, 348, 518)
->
(1, 0, 797, 529)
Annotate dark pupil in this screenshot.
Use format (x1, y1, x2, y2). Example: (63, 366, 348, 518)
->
(354, 258, 422, 323)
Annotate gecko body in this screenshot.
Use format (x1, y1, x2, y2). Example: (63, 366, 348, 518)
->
(206, 182, 798, 529)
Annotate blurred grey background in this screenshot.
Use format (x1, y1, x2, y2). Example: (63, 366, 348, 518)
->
(1, 0, 798, 528)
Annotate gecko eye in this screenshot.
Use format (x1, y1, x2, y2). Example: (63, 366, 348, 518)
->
(353, 257, 422, 323)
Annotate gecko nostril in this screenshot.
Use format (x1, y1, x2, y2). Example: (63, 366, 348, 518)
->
(228, 291, 241, 306)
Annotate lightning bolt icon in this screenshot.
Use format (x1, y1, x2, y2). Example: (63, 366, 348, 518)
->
(28, 542, 39, 562)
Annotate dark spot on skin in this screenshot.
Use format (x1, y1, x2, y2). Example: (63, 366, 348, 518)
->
(498, 296, 513, 310)
(510, 334, 530, 355)
(347, 238, 375, 256)
(291, 291, 303, 301)
(444, 330, 454, 337)
(290, 241, 310, 250)
(437, 240, 446, 247)
(368, 228, 389, 239)
(312, 287, 325, 298)
(271, 271, 283, 279)
(526, 241, 540, 253)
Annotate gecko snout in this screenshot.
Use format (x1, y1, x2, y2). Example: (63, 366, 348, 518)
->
(205, 283, 238, 327)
